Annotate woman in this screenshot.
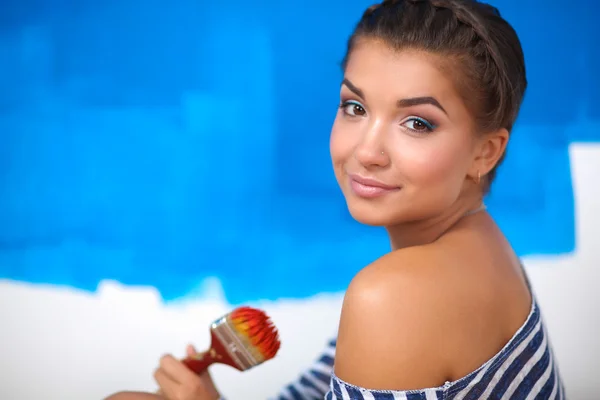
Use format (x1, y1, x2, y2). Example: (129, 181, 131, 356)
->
(107, 0, 565, 398)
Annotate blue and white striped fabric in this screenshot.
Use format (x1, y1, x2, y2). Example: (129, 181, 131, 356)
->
(272, 338, 337, 400)
(267, 297, 565, 399)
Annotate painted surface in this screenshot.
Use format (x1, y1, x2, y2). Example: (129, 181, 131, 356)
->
(1, 145, 599, 400)
(0, 0, 598, 303)
(0, 1, 599, 398)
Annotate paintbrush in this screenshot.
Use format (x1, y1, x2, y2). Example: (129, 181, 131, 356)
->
(182, 306, 281, 374)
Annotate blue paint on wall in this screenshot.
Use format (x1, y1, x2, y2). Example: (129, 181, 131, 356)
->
(0, 0, 598, 303)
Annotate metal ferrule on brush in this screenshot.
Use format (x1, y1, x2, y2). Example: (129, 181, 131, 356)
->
(211, 317, 261, 370)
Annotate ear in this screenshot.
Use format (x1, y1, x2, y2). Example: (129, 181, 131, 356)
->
(469, 128, 509, 181)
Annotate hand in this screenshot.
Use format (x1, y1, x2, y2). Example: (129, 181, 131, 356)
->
(154, 345, 221, 400)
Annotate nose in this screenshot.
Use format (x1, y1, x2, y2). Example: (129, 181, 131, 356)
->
(353, 118, 390, 168)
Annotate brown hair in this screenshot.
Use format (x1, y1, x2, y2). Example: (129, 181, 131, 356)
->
(342, 0, 527, 190)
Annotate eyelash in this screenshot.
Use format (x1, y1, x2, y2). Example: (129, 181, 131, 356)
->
(338, 100, 437, 134)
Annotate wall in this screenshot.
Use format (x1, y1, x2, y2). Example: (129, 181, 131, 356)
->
(0, 0, 598, 399)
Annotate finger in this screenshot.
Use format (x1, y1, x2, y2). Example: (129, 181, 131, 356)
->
(186, 344, 197, 358)
(153, 367, 178, 400)
(160, 354, 199, 386)
(159, 354, 184, 383)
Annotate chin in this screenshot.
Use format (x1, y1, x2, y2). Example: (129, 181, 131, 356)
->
(345, 200, 397, 226)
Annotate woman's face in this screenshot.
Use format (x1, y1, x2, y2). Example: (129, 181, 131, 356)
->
(330, 39, 482, 226)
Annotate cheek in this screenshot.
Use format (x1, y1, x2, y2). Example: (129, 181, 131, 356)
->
(395, 138, 468, 186)
(329, 118, 354, 165)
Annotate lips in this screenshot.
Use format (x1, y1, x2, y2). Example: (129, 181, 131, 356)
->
(348, 174, 400, 198)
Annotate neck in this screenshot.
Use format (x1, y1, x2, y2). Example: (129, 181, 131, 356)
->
(386, 197, 485, 251)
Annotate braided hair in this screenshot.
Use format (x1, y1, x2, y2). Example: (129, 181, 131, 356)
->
(342, 0, 527, 190)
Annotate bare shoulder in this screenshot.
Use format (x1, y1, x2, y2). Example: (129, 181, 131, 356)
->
(334, 245, 456, 391)
(334, 230, 532, 391)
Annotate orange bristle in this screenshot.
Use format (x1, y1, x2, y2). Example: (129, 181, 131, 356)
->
(228, 306, 281, 361)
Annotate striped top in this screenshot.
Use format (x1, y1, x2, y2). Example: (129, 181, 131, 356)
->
(267, 296, 565, 400)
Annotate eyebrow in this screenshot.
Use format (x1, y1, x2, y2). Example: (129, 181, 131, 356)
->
(397, 97, 447, 114)
(342, 78, 364, 99)
(341, 78, 447, 114)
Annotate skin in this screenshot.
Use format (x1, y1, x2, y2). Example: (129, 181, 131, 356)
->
(331, 39, 532, 390)
(105, 38, 532, 398)
(103, 345, 220, 400)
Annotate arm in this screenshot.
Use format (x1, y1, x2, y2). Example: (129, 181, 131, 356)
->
(103, 346, 221, 400)
(268, 338, 337, 400)
(332, 249, 451, 391)
(103, 340, 337, 400)
(104, 392, 163, 400)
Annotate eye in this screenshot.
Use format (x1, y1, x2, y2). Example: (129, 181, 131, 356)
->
(401, 117, 435, 133)
(339, 101, 366, 117)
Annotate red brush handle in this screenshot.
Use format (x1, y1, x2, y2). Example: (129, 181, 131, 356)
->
(182, 350, 218, 374)
(182, 329, 240, 375)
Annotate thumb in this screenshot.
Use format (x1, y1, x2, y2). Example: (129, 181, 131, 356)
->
(186, 344, 198, 357)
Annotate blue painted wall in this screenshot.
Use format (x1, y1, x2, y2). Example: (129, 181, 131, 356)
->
(0, 0, 598, 303)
